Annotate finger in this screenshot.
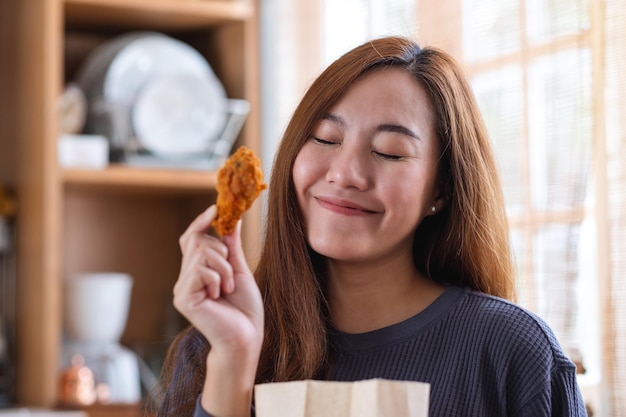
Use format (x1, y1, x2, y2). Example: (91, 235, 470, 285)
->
(173, 265, 222, 315)
(179, 205, 218, 249)
(179, 247, 233, 288)
(183, 244, 236, 301)
(184, 267, 221, 300)
(200, 246, 235, 295)
(180, 231, 229, 270)
(222, 220, 252, 278)
(193, 245, 236, 295)
(178, 237, 227, 286)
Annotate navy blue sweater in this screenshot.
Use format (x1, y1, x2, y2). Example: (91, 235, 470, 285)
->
(195, 286, 587, 417)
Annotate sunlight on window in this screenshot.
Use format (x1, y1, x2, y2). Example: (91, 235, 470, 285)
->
(462, 0, 601, 409)
(472, 66, 525, 215)
(462, 0, 520, 62)
(527, 48, 592, 211)
(526, 0, 590, 43)
(322, 0, 417, 65)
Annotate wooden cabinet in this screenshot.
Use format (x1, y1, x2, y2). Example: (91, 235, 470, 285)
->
(0, 0, 260, 407)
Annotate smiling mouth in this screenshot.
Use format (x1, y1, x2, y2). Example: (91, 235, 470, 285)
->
(315, 197, 378, 215)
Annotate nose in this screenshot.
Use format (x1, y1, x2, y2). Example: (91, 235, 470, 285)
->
(325, 144, 371, 190)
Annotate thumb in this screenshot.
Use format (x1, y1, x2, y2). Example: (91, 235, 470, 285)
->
(222, 220, 252, 277)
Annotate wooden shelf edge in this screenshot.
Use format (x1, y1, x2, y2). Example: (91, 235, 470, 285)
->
(62, 164, 218, 193)
(64, 0, 254, 30)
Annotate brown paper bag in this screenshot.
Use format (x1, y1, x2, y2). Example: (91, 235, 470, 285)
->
(255, 379, 430, 417)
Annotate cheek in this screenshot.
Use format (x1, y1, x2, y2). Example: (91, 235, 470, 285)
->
(292, 150, 317, 216)
(292, 145, 323, 197)
(381, 168, 435, 215)
(292, 152, 308, 198)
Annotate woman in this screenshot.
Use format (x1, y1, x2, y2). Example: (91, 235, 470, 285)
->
(155, 36, 586, 417)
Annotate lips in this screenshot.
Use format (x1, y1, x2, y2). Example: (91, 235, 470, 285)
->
(315, 195, 379, 215)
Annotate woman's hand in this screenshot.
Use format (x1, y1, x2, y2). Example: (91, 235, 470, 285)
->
(174, 204, 264, 353)
(173, 205, 264, 417)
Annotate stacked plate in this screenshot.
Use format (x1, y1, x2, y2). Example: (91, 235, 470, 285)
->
(75, 32, 230, 161)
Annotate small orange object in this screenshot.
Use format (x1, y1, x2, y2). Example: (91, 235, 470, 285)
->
(211, 146, 267, 236)
(58, 354, 97, 407)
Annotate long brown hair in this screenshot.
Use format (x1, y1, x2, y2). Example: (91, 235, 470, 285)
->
(154, 36, 515, 415)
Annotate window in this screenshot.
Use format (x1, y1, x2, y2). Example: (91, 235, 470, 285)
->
(464, 0, 597, 377)
(459, 0, 604, 412)
(322, 0, 418, 65)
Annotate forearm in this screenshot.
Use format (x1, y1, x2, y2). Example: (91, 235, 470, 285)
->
(200, 348, 260, 417)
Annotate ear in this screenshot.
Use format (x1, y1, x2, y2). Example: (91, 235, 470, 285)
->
(426, 178, 449, 217)
(427, 198, 446, 216)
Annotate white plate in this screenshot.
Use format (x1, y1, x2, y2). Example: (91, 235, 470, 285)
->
(74, 32, 228, 156)
(75, 31, 161, 101)
(103, 34, 218, 104)
(132, 72, 227, 157)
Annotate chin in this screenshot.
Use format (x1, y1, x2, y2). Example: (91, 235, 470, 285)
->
(308, 235, 369, 261)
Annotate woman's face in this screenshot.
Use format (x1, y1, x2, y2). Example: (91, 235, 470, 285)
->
(293, 67, 443, 263)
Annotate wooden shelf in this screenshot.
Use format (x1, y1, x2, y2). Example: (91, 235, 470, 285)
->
(63, 164, 218, 193)
(1, 0, 260, 408)
(64, 0, 254, 30)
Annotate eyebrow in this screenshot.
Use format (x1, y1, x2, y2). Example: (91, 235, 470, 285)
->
(322, 113, 421, 141)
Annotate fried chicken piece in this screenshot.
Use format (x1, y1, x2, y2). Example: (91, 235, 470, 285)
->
(211, 146, 267, 236)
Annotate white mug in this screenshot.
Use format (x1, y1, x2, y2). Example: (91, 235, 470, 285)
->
(64, 272, 133, 344)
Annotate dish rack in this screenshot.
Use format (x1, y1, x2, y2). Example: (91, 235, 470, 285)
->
(71, 31, 247, 171)
(94, 98, 250, 170)
(0, 216, 16, 407)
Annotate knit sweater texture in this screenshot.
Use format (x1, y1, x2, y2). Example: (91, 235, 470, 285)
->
(194, 286, 587, 417)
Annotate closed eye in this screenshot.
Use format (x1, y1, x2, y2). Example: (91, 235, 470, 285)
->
(312, 137, 339, 146)
(373, 151, 403, 161)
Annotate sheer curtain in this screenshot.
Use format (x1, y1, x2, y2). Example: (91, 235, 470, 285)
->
(605, 0, 626, 414)
(259, 0, 323, 171)
(259, 1, 625, 415)
(461, 1, 624, 415)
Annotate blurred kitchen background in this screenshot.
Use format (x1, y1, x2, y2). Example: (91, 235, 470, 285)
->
(1, 0, 625, 416)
